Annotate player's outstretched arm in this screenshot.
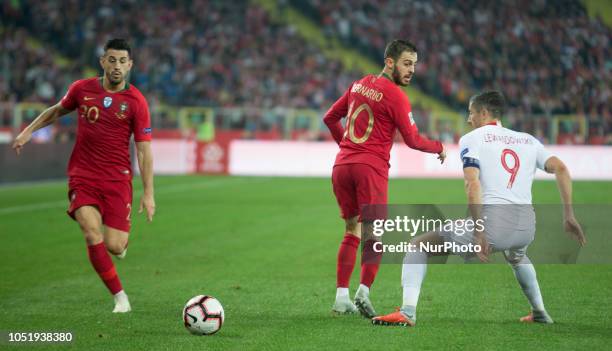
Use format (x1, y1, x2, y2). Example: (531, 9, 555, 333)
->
(136, 141, 155, 222)
(12, 103, 72, 155)
(390, 97, 445, 162)
(397, 122, 444, 159)
(545, 156, 586, 246)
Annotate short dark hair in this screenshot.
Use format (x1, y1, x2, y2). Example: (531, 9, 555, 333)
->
(384, 39, 418, 61)
(104, 38, 131, 56)
(470, 90, 506, 118)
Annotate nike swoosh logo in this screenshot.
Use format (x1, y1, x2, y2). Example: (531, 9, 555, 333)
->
(84, 97, 95, 101)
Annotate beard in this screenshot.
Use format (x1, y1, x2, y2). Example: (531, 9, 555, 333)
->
(107, 71, 124, 86)
(392, 65, 411, 86)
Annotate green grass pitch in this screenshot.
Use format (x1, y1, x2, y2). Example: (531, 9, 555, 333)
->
(1, 176, 611, 350)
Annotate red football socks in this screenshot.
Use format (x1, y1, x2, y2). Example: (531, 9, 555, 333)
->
(336, 233, 360, 288)
(360, 239, 382, 287)
(87, 243, 123, 295)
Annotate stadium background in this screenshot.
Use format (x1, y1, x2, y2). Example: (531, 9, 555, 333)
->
(1, 0, 611, 182)
(1, 0, 611, 350)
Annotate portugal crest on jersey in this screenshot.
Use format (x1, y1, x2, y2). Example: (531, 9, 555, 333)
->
(103, 96, 113, 108)
(115, 101, 129, 119)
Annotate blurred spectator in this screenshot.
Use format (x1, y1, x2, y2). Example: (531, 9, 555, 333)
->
(294, 0, 611, 143)
(0, 27, 79, 105)
(3, 0, 362, 111)
(2, 0, 610, 144)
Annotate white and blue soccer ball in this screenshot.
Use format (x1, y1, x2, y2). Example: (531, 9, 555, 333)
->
(182, 295, 225, 335)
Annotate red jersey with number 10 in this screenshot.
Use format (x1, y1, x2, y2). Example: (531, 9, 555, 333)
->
(60, 77, 152, 181)
(323, 74, 442, 175)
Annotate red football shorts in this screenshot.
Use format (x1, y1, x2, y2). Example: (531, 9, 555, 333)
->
(331, 163, 388, 220)
(67, 177, 133, 232)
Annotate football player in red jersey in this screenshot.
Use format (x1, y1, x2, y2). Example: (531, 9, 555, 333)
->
(12, 39, 155, 313)
(324, 39, 446, 318)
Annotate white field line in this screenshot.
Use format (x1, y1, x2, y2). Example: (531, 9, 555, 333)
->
(0, 177, 265, 216)
(0, 200, 67, 215)
(0, 179, 66, 191)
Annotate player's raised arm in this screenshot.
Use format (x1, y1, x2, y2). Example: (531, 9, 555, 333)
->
(323, 86, 351, 144)
(12, 102, 73, 155)
(544, 156, 586, 246)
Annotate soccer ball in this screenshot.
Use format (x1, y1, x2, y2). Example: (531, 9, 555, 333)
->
(182, 295, 225, 335)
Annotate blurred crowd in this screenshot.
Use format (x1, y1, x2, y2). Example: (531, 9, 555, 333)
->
(0, 27, 80, 105)
(1, 0, 611, 144)
(2, 0, 361, 110)
(294, 0, 612, 143)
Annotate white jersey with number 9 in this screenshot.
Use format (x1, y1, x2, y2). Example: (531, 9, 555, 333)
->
(459, 123, 553, 205)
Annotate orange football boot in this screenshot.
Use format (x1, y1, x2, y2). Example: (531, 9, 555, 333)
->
(520, 310, 554, 324)
(372, 308, 415, 327)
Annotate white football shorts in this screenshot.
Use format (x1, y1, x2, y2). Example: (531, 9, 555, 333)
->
(438, 205, 536, 261)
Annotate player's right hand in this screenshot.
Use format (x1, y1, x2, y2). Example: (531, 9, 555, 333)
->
(12, 130, 32, 155)
(564, 215, 586, 246)
(139, 192, 156, 222)
(437, 147, 446, 164)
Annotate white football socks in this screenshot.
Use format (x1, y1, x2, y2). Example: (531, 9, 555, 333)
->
(401, 250, 427, 308)
(112, 290, 131, 313)
(336, 287, 349, 301)
(355, 284, 369, 298)
(511, 256, 545, 312)
(116, 247, 128, 260)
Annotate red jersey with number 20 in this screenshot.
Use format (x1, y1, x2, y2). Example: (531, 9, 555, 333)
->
(323, 74, 442, 176)
(60, 77, 152, 181)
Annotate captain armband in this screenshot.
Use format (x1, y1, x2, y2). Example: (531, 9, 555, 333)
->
(462, 157, 480, 169)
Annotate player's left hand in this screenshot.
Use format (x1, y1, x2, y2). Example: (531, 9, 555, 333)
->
(474, 230, 490, 262)
(564, 215, 586, 246)
(437, 147, 446, 164)
(139, 192, 156, 222)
